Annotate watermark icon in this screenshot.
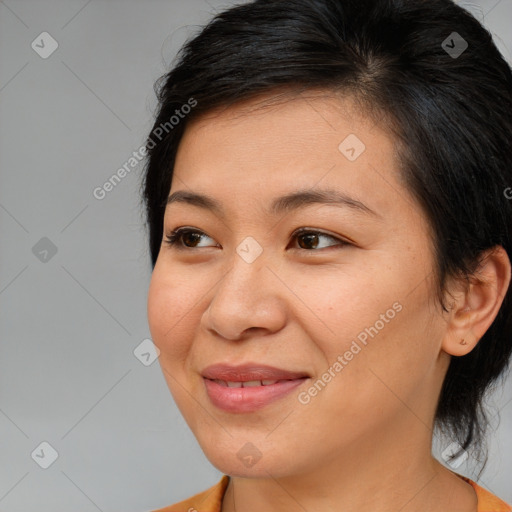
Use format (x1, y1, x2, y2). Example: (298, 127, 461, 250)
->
(32, 237, 58, 263)
(93, 97, 197, 200)
(236, 236, 263, 263)
(441, 441, 468, 469)
(298, 301, 403, 405)
(31, 32, 58, 59)
(504, 187, 512, 200)
(134, 338, 160, 366)
(338, 134, 366, 161)
(441, 32, 468, 59)
(237, 442, 262, 468)
(31, 441, 59, 469)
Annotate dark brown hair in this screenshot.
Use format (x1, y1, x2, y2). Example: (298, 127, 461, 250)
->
(141, 0, 512, 472)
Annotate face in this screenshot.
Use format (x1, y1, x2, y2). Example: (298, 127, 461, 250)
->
(147, 90, 450, 479)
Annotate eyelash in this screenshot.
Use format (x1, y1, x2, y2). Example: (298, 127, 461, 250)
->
(163, 227, 350, 251)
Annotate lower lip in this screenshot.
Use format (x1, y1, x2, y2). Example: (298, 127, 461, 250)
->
(203, 378, 308, 413)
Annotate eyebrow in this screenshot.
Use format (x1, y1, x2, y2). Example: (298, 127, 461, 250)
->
(166, 188, 381, 219)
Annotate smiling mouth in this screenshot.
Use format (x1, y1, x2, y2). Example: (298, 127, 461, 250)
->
(201, 364, 310, 412)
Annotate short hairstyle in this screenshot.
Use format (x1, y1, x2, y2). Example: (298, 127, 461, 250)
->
(141, 0, 512, 470)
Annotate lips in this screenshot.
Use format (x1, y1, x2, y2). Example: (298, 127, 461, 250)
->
(201, 363, 309, 382)
(201, 363, 310, 413)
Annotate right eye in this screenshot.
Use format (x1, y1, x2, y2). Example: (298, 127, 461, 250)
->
(164, 227, 218, 250)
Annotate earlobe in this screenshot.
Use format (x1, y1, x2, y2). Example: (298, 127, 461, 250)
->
(441, 245, 511, 357)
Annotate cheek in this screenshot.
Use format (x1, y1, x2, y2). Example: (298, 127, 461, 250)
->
(304, 260, 435, 385)
(147, 265, 200, 363)
(288, 261, 396, 347)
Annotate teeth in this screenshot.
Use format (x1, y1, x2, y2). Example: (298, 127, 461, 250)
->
(242, 380, 261, 387)
(211, 379, 283, 387)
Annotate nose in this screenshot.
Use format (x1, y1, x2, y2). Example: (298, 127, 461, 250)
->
(201, 253, 287, 341)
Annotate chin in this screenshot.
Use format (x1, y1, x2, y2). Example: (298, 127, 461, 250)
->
(198, 438, 303, 479)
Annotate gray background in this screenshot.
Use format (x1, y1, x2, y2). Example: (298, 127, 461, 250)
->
(0, 0, 511, 510)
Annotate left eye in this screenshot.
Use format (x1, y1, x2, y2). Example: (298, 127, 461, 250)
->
(291, 228, 347, 250)
(164, 227, 348, 250)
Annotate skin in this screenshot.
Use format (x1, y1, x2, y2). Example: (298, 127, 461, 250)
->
(147, 90, 511, 512)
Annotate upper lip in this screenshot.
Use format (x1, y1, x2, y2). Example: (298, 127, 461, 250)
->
(201, 364, 309, 382)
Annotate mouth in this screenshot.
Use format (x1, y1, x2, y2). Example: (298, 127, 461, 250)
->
(207, 378, 299, 387)
(201, 363, 310, 413)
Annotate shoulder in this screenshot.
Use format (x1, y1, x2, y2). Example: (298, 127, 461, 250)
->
(150, 475, 230, 512)
(148, 473, 511, 512)
(457, 475, 512, 512)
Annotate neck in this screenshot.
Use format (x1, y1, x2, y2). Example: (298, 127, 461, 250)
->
(221, 422, 477, 512)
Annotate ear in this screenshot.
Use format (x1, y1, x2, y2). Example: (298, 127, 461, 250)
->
(441, 245, 511, 357)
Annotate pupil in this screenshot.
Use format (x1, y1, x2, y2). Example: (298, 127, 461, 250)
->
(184, 232, 201, 246)
(300, 233, 318, 249)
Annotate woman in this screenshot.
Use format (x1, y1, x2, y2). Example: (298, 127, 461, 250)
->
(141, 0, 512, 510)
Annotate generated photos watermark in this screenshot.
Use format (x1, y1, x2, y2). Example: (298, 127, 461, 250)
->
(298, 301, 403, 404)
(93, 97, 197, 200)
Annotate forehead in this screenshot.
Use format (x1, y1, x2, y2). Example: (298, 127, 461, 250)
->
(170, 91, 407, 220)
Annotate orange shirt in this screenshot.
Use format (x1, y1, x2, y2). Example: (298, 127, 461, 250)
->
(151, 473, 512, 512)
